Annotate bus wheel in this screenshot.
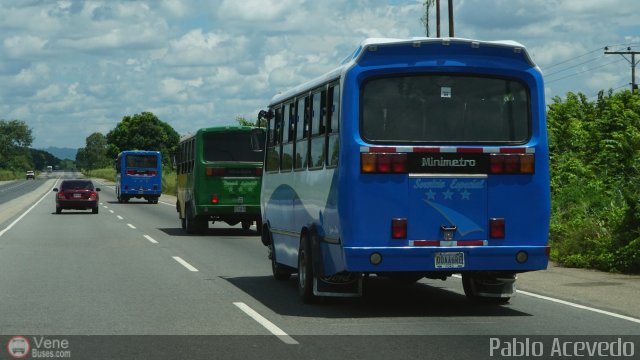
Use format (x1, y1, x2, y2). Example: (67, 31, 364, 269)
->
(241, 221, 251, 231)
(297, 235, 316, 303)
(270, 243, 292, 281)
(462, 273, 512, 304)
(180, 217, 186, 230)
(185, 206, 200, 234)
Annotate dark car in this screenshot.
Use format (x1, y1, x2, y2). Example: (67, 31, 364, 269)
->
(53, 179, 101, 214)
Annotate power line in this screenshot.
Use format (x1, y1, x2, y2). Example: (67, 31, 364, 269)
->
(546, 58, 626, 84)
(545, 47, 604, 70)
(587, 83, 630, 100)
(545, 55, 605, 77)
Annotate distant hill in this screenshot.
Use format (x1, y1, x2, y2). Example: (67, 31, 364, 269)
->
(42, 147, 77, 160)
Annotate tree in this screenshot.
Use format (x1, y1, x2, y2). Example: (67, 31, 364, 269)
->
(0, 119, 33, 169)
(106, 112, 180, 167)
(81, 132, 111, 170)
(235, 115, 266, 128)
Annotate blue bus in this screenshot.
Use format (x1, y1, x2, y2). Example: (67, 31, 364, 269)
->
(259, 38, 550, 303)
(115, 150, 162, 204)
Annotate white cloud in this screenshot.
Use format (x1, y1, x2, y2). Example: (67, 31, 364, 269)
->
(0, 0, 639, 148)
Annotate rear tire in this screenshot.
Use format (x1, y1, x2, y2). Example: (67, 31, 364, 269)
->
(56, 207, 62, 214)
(297, 234, 316, 303)
(241, 221, 252, 231)
(462, 274, 512, 304)
(270, 244, 292, 281)
(185, 205, 206, 234)
(92, 207, 98, 214)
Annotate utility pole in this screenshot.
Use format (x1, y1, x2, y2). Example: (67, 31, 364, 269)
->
(604, 46, 639, 93)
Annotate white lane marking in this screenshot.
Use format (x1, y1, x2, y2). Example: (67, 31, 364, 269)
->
(144, 235, 158, 244)
(103, 205, 108, 209)
(158, 200, 174, 207)
(109, 210, 114, 214)
(233, 302, 299, 345)
(172, 256, 199, 272)
(451, 274, 640, 324)
(0, 183, 56, 238)
(117, 215, 123, 220)
(127, 223, 136, 229)
(517, 290, 640, 324)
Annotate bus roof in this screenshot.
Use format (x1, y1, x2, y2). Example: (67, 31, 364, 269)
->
(118, 150, 160, 155)
(179, 126, 261, 143)
(270, 37, 538, 105)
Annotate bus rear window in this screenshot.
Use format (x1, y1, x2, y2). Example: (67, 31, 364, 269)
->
(126, 155, 157, 168)
(203, 131, 264, 162)
(361, 75, 530, 143)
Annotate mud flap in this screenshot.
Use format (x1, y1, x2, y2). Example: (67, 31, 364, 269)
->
(310, 226, 362, 297)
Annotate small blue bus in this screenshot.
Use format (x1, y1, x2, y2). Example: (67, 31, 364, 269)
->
(115, 150, 162, 204)
(259, 38, 550, 303)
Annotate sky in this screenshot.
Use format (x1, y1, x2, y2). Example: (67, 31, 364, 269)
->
(1, 0, 639, 150)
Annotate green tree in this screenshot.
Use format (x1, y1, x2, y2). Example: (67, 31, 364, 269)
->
(547, 89, 640, 273)
(0, 119, 33, 169)
(106, 112, 180, 167)
(81, 132, 111, 170)
(236, 115, 266, 128)
(30, 149, 60, 171)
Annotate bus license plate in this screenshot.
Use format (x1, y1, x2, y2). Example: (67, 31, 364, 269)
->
(435, 252, 465, 269)
(234, 206, 246, 213)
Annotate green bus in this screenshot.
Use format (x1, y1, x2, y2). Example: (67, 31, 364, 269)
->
(175, 126, 265, 234)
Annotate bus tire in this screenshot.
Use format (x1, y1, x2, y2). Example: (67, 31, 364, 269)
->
(255, 218, 262, 235)
(297, 234, 316, 303)
(270, 243, 292, 281)
(241, 221, 251, 231)
(462, 273, 511, 304)
(185, 205, 200, 234)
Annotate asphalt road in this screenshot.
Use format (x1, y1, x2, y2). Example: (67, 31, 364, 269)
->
(0, 172, 638, 360)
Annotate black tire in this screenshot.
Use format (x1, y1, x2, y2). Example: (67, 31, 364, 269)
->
(181, 217, 186, 230)
(462, 274, 511, 304)
(270, 243, 292, 281)
(185, 205, 206, 234)
(92, 207, 98, 214)
(185, 206, 197, 234)
(297, 234, 316, 303)
(241, 221, 252, 231)
(56, 207, 62, 214)
(255, 218, 263, 235)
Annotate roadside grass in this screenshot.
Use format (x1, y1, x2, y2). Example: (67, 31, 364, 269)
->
(0, 169, 21, 180)
(83, 167, 176, 196)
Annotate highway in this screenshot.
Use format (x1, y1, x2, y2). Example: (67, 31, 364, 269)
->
(0, 172, 638, 359)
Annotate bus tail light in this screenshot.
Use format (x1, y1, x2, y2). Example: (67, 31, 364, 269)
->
(391, 218, 407, 239)
(255, 167, 263, 176)
(489, 218, 505, 239)
(126, 170, 136, 175)
(147, 170, 157, 176)
(206, 168, 226, 176)
(490, 154, 535, 174)
(361, 153, 407, 174)
(211, 194, 219, 204)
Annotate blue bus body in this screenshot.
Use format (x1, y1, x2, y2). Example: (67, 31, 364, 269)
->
(261, 38, 550, 302)
(115, 150, 162, 204)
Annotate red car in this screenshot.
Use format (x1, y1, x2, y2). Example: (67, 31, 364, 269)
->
(53, 179, 101, 214)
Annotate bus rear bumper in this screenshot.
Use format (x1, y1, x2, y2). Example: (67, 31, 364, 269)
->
(342, 245, 549, 273)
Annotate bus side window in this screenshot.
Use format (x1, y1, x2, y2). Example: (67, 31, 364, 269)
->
(295, 96, 309, 170)
(327, 84, 340, 167)
(281, 102, 294, 172)
(310, 90, 325, 170)
(266, 107, 282, 172)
